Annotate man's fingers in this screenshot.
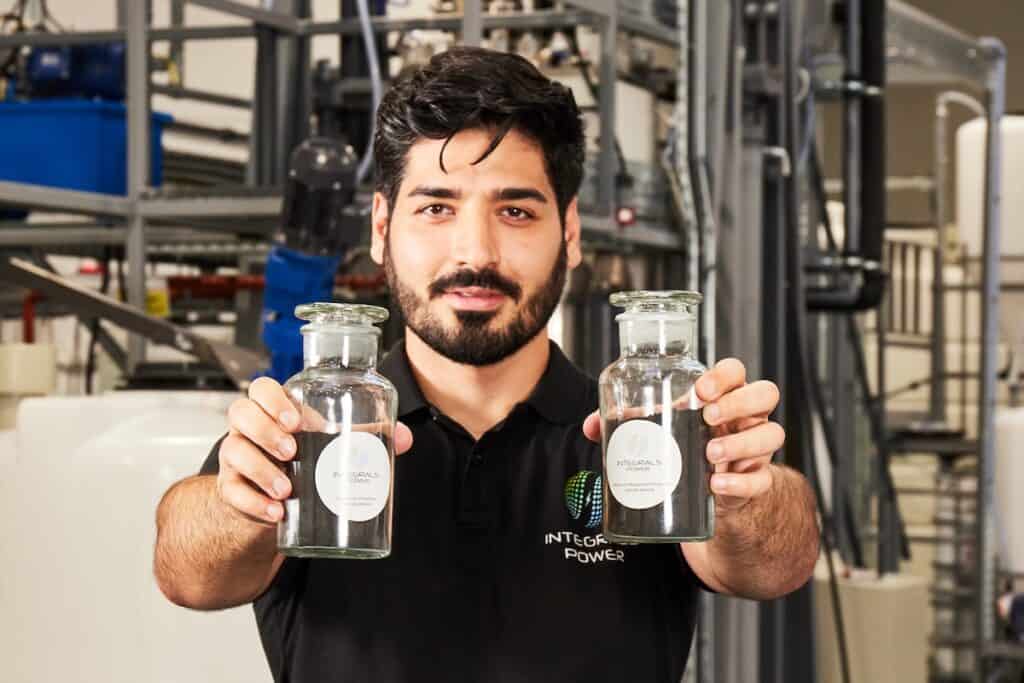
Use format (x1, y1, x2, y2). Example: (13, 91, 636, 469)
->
(711, 466, 773, 499)
(703, 380, 779, 428)
(706, 421, 785, 465)
(583, 410, 601, 442)
(695, 358, 747, 403)
(395, 421, 414, 455)
(248, 376, 301, 431)
(219, 434, 292, 501)
(217, 474, 283, 525)
(228, 397, 297, 462)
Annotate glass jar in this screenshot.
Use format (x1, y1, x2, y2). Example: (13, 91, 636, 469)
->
(598, 290, 714, 543)
(278, 302, 398, 559)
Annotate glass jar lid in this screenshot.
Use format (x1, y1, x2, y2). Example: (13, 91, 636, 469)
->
(295, 302, 390, 325)
(609, 290, 702, 312)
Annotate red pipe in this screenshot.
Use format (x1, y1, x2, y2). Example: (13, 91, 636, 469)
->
(166, 272, 387, 302)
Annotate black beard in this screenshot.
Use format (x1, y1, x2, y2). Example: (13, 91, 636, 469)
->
(384, 242, 567, 367)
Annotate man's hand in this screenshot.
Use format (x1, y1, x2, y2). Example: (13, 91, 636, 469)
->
(220, 376, 414, 525)
(582, 358, 784, 512)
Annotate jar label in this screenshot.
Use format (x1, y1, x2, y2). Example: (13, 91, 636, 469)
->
(606, 419, 683, 510)
(315, 431, 391, 522)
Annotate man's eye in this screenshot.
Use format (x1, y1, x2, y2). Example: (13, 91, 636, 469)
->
(419, 204, 452, 216)
(502, 207, 533, 220)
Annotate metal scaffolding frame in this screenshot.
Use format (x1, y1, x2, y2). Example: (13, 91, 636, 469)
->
(809, 2, 1006, 681)
(0, 2, 1006, 680)
(0, 0, 694, 364)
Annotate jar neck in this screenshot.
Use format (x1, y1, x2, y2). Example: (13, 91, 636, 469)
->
(617, 315, 697, 357)
(302, 326, 379, 369)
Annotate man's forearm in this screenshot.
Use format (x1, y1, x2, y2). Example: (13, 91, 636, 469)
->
(702, 464, 819, 600)
(154, 475, 280, 610)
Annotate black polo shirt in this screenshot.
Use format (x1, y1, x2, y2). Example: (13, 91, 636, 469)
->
(200, 340, 703, 682)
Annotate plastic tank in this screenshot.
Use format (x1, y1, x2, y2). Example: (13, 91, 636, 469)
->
(996, 408, 1024, 574)
(0, 391, 272, 683)
(957, 116, 1024, 384)
(957, 116, 1024, 258)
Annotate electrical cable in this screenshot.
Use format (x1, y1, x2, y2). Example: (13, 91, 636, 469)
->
(780, 2, 852, 682)
(812, 135, 912, 561)
(0, 1, 26, 78)
(37, 0, 63, 32)
(354, 0, 382, 185)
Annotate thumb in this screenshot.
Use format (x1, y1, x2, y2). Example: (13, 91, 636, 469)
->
(582, 410, 601, 443)
(395, 421, 414, 455)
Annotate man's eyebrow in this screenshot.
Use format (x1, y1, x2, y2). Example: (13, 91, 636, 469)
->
(492, 187, 548, 203)
(407, 186, 461, 199)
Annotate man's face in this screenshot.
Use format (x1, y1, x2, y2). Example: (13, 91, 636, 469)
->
(370, 127, 582, 366)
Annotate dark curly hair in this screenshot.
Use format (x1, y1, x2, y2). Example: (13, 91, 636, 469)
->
(372, 46, 585, 223)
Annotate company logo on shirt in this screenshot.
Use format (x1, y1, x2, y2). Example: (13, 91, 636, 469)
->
(564, 470, 602, 529)
(544, 530, 626, 564)
(549, 470, 624, 564)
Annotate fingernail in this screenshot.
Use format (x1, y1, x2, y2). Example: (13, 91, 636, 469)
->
(278, 436, 295, 456)
(266, 503, 282, 521)
(704, 404, 721, 424)
(712, 475, 733, 493)
(702, 379, 717, 397)
(280, 410, 298, 428)
(707, 441, 724, 462)
(273, 477, 290, 498)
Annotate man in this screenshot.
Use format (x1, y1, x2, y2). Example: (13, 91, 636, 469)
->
(154, 47, 818, 682)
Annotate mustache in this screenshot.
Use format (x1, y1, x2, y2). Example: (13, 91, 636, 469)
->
(428, 268, 522, 302)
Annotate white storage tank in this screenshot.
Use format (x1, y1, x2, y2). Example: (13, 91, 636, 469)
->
(996, 407, 1024, 574)
(1, 391, 272, 683)
(957, 115, 1024, 258)
(957, 117, 1024, 367)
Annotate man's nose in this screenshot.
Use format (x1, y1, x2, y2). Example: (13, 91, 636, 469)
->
(450, 204, 499, 271)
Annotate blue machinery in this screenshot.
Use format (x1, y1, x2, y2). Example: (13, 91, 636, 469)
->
(261, 138, 358, 381)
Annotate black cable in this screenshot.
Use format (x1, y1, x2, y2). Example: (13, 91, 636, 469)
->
(780, 1, 852, 681)
(843, 314, 912, 560)
(809, 94, 910, 561)
(804, 336, 866, 567)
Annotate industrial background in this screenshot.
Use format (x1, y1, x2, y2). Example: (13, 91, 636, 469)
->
(0, 1, 1020, 682)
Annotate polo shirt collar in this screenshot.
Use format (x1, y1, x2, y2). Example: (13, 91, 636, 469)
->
(523, 341, 592, 424)
(379, 339, 590, 425)
(379, 340, 429, 419)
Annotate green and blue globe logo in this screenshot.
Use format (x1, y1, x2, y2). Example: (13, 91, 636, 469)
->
(565, 470, 603, 529)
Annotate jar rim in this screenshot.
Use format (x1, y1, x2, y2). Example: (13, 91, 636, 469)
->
(295, 302, 390, 325)
(609, 290, 703, 308)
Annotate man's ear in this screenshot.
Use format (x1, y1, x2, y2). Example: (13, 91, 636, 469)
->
(564, 197, 583, 270)
(370, 192, 389, 265)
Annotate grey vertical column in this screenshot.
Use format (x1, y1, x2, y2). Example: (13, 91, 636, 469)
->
(462, 0, 483, 47)
(596, 5, 617, 218)
(689, 3, 715, 683)
(274, 0, 310, 176)
(931, 98, 950, 424)
(933, 92, 985, 424)
(170, 0, 186, 83)
(841, 0, 861, 258)
(974, 38, 1006, 683)
(125, 0, 151, 370)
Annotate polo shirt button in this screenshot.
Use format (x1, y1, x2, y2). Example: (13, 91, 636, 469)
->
(471, 453, 484, 464)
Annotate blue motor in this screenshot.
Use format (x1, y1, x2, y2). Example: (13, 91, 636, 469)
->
(24, 42, 125, 100)
(262, 136, 361, 382)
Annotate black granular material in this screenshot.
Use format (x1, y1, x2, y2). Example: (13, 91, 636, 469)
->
(602, 410, 713, 542)
(279, 430, 392, 558)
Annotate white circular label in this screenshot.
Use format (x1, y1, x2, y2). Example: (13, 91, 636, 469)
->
(315, 431, 391, 522)
(606, 419, 682, 510)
